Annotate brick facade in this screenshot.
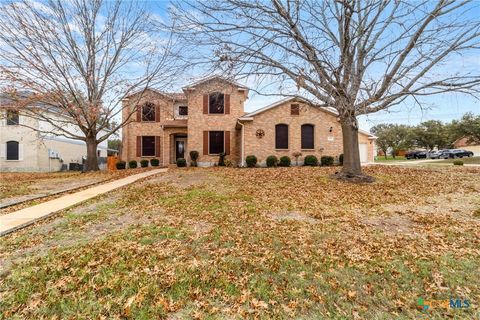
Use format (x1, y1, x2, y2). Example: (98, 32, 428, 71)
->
(240, 100, 375, 165)
(121, 77, 376, 166)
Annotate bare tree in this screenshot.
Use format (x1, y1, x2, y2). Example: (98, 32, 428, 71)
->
(170, 0, 480, 181)
(0, 0, 180, 171)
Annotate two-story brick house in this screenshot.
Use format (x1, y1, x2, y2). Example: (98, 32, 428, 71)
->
(121, 76, 376, 166)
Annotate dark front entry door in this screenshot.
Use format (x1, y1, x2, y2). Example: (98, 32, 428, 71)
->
(176, 141, 185, 159)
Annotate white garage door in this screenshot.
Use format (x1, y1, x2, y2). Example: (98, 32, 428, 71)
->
(359, 143, 368, 163)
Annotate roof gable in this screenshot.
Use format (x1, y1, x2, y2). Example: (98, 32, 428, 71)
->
(124, 88, 186, 101)
(182, 75, 248, 91)
(239, 96, 376, 139)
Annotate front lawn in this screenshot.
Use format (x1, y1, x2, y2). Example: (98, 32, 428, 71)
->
(0, 168, 156, 208)
(1, 166, 479, 319)
(374, 155, 407, 162)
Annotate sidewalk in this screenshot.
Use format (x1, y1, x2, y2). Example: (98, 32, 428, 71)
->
(0, 168, 167, 236)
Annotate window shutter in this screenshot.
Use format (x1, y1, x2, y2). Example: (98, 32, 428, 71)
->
(225, 131, 230, 155)
(291, 104, 300, 115)
(136, 106, 141, 122)
(0, 143, 5, 158)
(203, 95, 208, 114)
(155, 105, 160, 122)
(225, 94, 230, 114)
(136, 136, 142, 157)
(155, 136, 160, 157)
(203, 131, 208, 155)
(18, 144, 24, 160)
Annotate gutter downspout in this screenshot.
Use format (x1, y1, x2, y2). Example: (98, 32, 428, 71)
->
(237, 120, 245, 167)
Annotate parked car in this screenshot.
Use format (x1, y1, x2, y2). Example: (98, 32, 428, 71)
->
(438, 149, 474, 159)
(429, 150, 444, 159)
(405, 150, 428, 159)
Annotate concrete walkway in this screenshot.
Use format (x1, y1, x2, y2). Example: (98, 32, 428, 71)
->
(0, 168, 167, 236)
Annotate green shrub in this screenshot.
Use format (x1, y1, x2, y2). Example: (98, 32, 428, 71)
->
(304, 155, 318, 166)
(321, 156, 334, 166)
(266, 155, 278, 167)
(150, 158, 160, 166)
(245, 155, 257, 167)
(140, 159, 149, 168)
(115, 161, 126, 170)
(339, 154, 344, 165)
(218, 152, 226, 166)
(190, 150, 199, 167)
(128, 160, 137, 169)
(176, 158, 187, 167)
(453, 160, 464, 166)
(279, 156, 291, 167)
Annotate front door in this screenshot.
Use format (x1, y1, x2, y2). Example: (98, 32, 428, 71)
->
(175, 141, 185, 160)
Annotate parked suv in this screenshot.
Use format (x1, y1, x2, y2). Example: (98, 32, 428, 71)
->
(439, 149, 474, 159)
(405, 150, 427, 159)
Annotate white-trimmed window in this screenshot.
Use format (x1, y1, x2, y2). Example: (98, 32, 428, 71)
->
(209, 92, 224, 114)
(141, 103, 156, 122)
(142, 136, 155, 156)
(209, 131, 224, 154)
(275, 124, 289, 149)
(6, 141, 21, 160)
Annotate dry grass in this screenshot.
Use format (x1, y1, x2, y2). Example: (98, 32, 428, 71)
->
(0, 166, 479, 319)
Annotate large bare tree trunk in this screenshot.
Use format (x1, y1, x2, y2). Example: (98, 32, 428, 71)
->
(85, 136, 99, 172)
(334, 116, 375, 182)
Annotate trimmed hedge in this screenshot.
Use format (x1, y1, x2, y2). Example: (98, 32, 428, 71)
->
(453, 160, 464, 166)
(176, 158, 187, 167)
(140, 159, 149, 168)
(279, 156, 291, 167)
(150, 158, 160, 166)
(128, 160, 137, 169)
(304, 155, 318, 166)
(116, 161, 126, 170)
(321, 156, 334, 166)
(266, 155, 278, 167)
(190, 150, 199, 167)
(245, 155, 257, 167)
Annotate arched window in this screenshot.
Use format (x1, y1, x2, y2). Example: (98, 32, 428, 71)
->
(301, 124, 314, 149)
(209, 92, 225, 114)
(275, 124, 289, 149)
(142, 102, 156, 121)
(6, 141, 19, 160)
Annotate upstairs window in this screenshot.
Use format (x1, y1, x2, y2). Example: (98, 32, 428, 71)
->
(209, 131, 224, 154)
(142, 103, 156, 121)
(6, 110, 19, 125)
(142, 136, 155, 156)
(178, 106, 188, 116)
(301, 124, 314, 149)
(291, 104, 300, 115)
(6, 141, 19, 160)
(275, 124, 289, 149)
(209, 92, 224, 114)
